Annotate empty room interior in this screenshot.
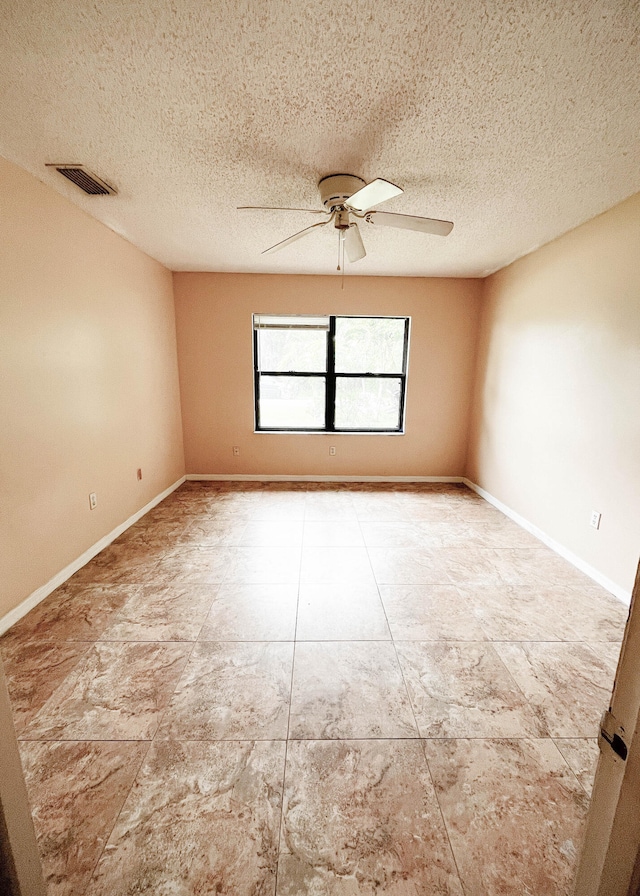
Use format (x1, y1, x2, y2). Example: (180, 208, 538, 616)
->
(1, 2, 640, 895)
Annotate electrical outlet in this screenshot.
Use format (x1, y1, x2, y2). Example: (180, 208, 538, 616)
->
(233, 446, 240, 456)
(89, 492, 97, 510)
(590, 510, 601, 530)
(137, 468, 142, 481)
(329, 446, 336, 456)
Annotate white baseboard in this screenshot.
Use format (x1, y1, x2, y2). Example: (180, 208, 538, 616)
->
(462, 478, 631, 606)
(186, 474, 466, 483)
(0, 476, 187, 636)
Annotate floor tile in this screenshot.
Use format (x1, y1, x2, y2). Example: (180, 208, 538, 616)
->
(588, 639, 622, 675)
(277, 739, 463, 895)
(115, 517, 193, 546)
(393, 489, 457, 513)
(67, 550, 162, 585)
(359, 520, 427, 548)
(1, 640, 90, 734)
(296, 583, 391, 640)
(304, 498, 358, 522)
(22, 642, 190, 740)
(419, 519, 541, 549)
(396, 641, 546, 738)
(484, 520, 545, 549)
(99, 584, 216, 641)
(300, 547, 375, 585)
(460, 585, 585, 641)
(154, 546, 236, 584)
(289, 641, 417, 739)
(554, 737, 600, 795)
(85, 740, 286, 896)
(252, 498, 306, 520)
(562, 587, 629, 640)
(156, 641, 293, 740)
(440, 548, 508, 586)
(224, 546, 302, 584)
(302, 520, 365, 547)
(238, 519, 304, 547)
(185, 517, 249, 545)
(491, 547, 589, 587)
(20, 740, 147, 896)
(442, 502, 508, 524)
(192, 503, 254, 524)
(400, 503, 462, 522)
(198, 583, 298, 641)
(367, 546, 452, 584)
(424, 738, 590, 896)
(352, 498, 408, 522)
(379, 584, 486, 640)
(0, 583, 138, 645)
(494, 641, 615, 737)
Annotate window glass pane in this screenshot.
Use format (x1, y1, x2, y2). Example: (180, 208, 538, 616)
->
(258, 375, 325, 428)
(258, 328, 326, 373)
(334, 317, 406, 373)
(334, 377, 402, 430)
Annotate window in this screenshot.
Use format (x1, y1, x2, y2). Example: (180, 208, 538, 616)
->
(253, 314, 410, 433)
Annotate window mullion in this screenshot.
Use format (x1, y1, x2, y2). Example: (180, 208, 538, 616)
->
(325, 316, 336, 431)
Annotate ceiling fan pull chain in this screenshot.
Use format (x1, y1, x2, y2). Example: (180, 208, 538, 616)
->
(336, 231, 341, 271)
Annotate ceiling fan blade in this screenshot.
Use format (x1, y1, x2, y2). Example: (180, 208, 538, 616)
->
(365, 210, 453, 236)
(343, 223, 366, 262)
(261, 219, 331, 255)
(344, 178, 403, 212)
(238, 206, 328, 214)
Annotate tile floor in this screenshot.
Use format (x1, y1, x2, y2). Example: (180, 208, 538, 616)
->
(1, 482, 629, 895)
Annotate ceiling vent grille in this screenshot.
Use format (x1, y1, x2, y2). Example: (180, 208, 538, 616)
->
(46, 164, 117, 195)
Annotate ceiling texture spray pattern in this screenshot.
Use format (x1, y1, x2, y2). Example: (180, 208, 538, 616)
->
(1, 0, 638, 277)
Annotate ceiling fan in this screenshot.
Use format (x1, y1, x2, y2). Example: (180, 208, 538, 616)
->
(239, 174, 453, 267)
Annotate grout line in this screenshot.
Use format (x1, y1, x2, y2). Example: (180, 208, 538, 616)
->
(149, 637, 200, 742)
(418, 736, 469, 895)
(17, 733, 599, 743)
(82, 736, 153, 895)
(274, 502, 306, 894)
(356, 504, 428, 744)
(488, 640, 554, 736)
(548, 737, 596, 798)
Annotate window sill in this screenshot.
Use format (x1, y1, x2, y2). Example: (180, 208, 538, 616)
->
(254, 429, 406, 436)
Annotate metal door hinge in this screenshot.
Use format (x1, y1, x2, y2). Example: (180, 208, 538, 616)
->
(599, 709, 628, 761)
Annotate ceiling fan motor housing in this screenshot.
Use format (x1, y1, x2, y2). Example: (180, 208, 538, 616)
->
(319, 174, 366, 211)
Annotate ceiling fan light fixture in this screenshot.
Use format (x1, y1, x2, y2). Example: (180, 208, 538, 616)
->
(344, 223, 366, 262)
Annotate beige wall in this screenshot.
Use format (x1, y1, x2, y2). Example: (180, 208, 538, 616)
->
(174, 273, 482, 477)
(0, 157, 185, 619)
(467, 192, 640, 593)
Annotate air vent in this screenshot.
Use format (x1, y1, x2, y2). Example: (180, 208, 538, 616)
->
(46, 164, 117, 195)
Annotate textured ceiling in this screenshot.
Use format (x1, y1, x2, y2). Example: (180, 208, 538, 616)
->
(1, 0, 639, 277)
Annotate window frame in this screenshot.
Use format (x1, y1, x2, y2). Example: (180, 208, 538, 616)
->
(253, 314, 410, 434)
